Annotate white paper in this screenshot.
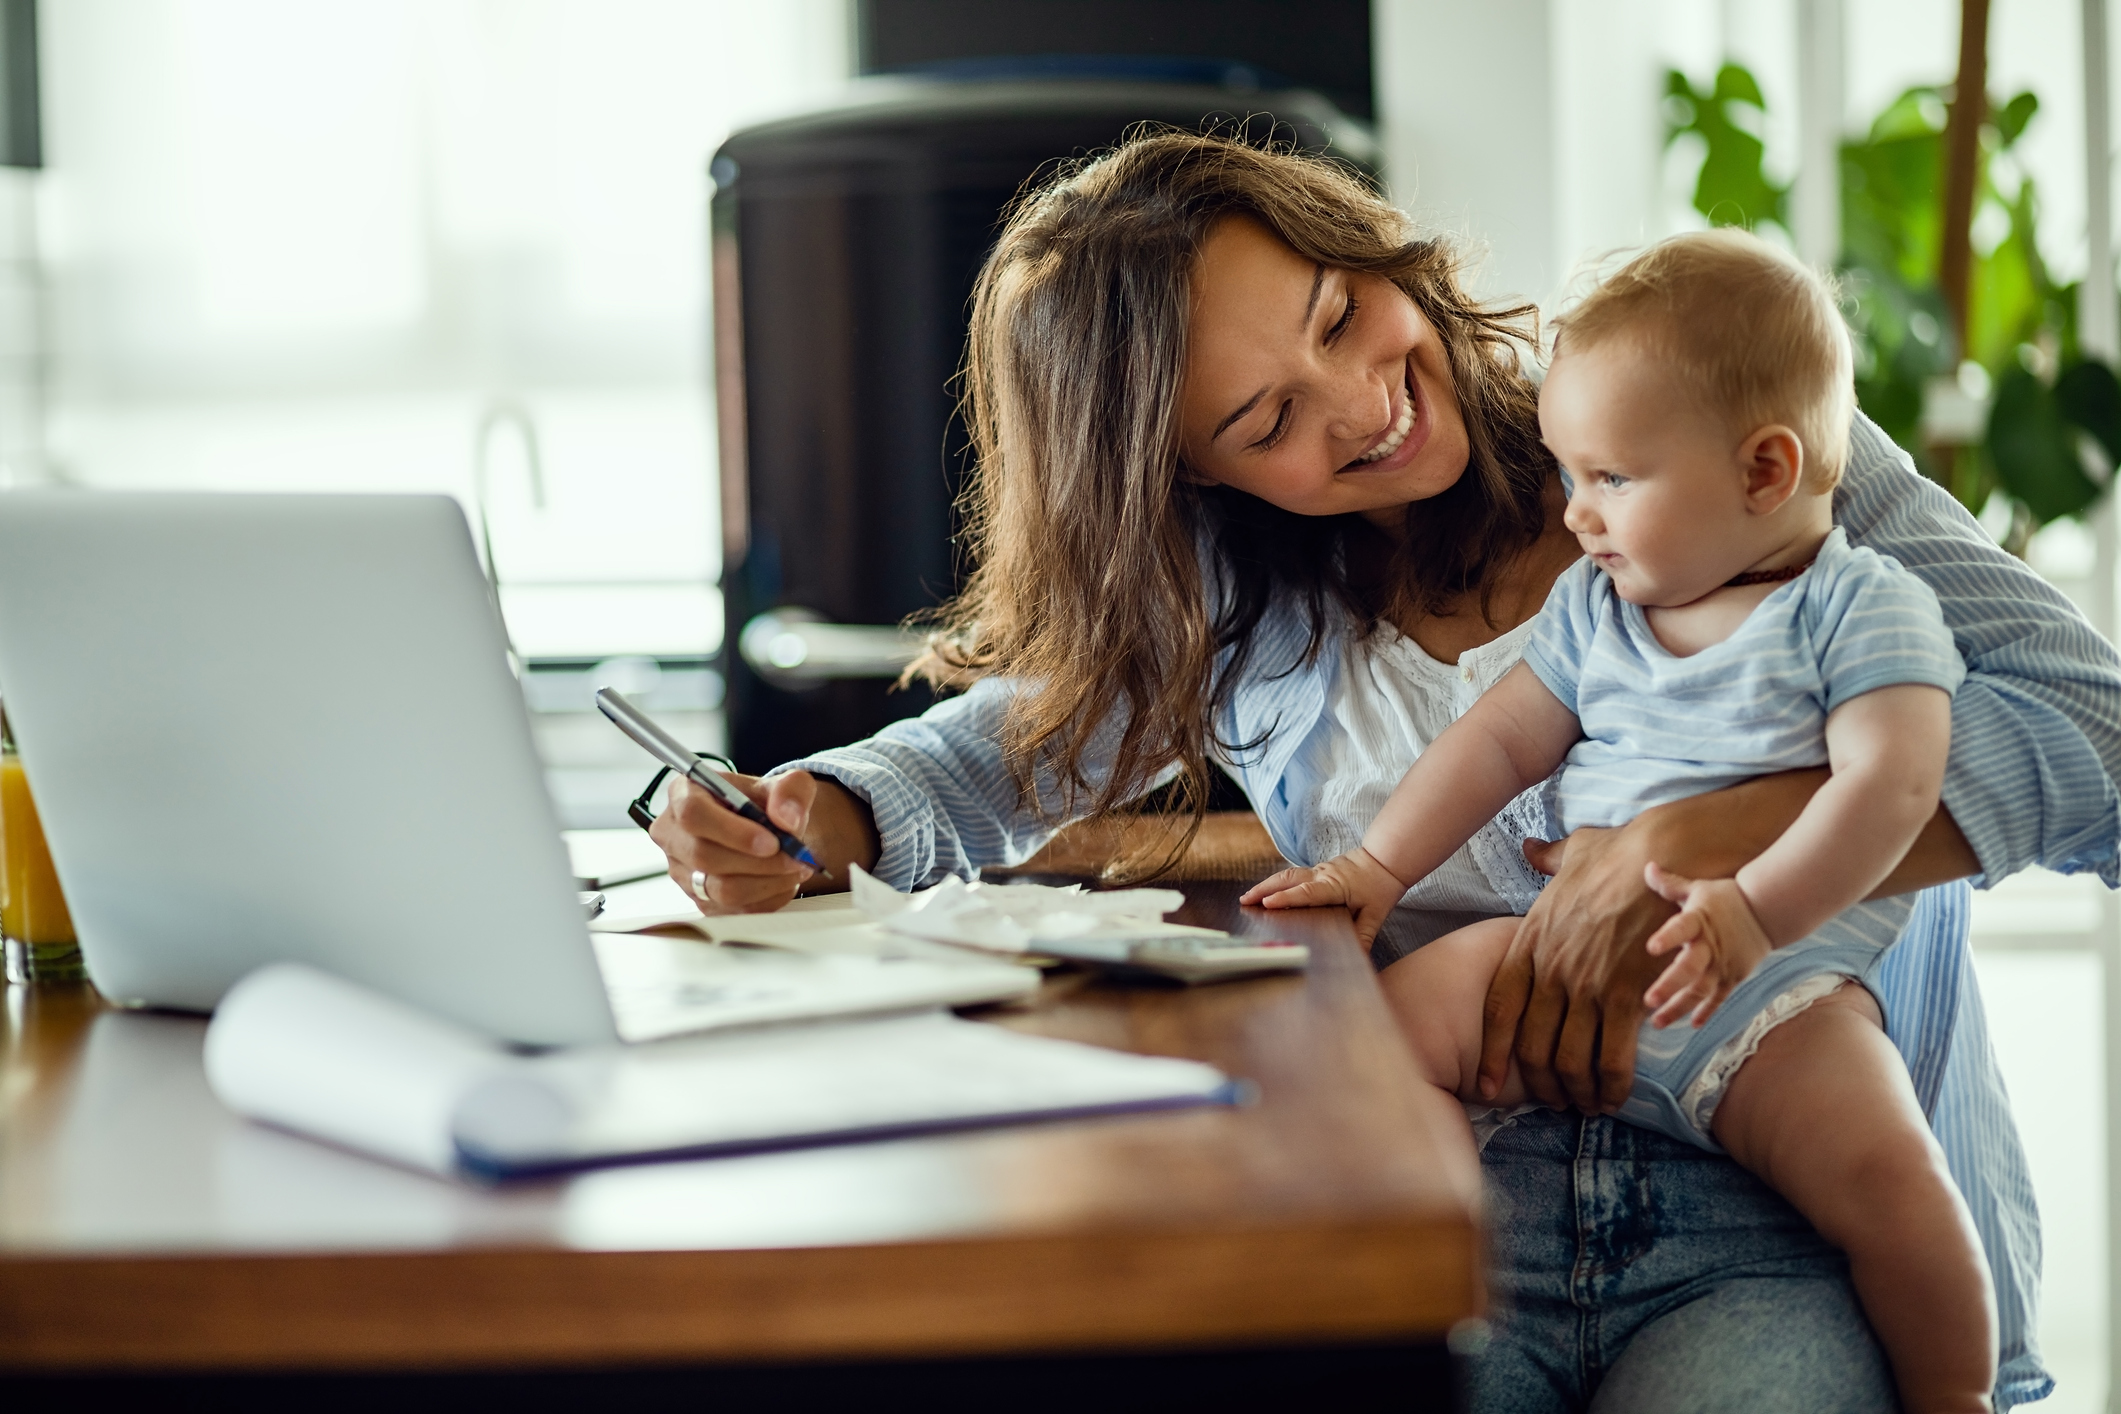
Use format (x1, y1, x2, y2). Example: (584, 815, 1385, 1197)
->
(588, 873, 887, 938)
(455, 1010, 1233, 1172)
(205, 963, 516, 1174)
(848, 865, 1214, 953)
(206, 965, 1234, 1181)
(589, 929, 1038, 1042)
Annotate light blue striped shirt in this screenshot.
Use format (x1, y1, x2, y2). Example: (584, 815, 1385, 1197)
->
(782, 415, 2116, 1406)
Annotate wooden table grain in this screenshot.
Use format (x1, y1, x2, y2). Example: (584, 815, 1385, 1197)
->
(0, 882, 1482, 1376)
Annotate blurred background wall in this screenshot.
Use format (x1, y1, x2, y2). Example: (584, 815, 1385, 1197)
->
(23, 0, 849, 824)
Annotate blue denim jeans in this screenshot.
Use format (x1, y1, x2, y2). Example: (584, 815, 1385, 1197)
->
(1469, 1108, 1897, 1413)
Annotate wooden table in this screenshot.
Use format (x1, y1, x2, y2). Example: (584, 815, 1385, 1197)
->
(0, 882, 1482, 1401)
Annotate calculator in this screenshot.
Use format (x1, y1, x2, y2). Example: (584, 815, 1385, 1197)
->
(1026, 933, 1309, 986)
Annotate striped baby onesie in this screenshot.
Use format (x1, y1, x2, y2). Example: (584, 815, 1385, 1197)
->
(1522, 525, 1966, 1146)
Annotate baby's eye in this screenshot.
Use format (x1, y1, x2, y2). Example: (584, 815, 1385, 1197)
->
(1600, 472, 1630, 489)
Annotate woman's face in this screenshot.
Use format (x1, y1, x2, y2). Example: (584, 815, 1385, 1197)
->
(1179, 215, 1470, 525)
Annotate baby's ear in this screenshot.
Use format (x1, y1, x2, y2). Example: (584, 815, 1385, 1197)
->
(1739, 425, 1805, 514)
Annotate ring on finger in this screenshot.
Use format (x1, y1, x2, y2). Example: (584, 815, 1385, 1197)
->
(690, 869, 710, 902)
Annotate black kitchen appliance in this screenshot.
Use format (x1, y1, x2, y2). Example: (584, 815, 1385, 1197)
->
(712, 74, 1374, 770)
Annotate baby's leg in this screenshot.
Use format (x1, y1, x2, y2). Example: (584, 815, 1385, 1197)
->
(1710, 984, 1996, 1414)
(1376, 917, 1530, 1106)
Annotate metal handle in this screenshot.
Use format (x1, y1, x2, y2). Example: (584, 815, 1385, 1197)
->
(738, 607, 924, 688)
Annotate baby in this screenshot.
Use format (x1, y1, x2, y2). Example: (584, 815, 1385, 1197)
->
(1243, 229, 1996, 1413)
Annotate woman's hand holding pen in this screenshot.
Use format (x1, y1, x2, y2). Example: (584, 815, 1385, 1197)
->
(652, 770, 813, 912)
(650, 769, 881, 913)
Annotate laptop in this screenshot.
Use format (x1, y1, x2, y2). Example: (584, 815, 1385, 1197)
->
(0, 493, 1031, 1046)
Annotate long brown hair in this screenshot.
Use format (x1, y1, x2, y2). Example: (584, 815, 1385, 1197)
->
(916, 130, 1551, 869)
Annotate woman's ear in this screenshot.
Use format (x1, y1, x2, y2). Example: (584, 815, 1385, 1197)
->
(1738, 425, 1805, 515)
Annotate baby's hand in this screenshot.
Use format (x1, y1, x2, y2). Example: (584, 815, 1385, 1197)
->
(1241, 848, 1408, 945)
(1639, 863, 1775, 1029)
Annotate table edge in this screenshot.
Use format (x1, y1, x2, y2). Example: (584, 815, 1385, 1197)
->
(0, 1216, 1482, 1371)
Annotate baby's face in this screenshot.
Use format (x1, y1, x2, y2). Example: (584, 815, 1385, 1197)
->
(1539, 338, 1759, 608)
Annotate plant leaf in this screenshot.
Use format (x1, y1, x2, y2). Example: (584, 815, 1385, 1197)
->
(1989, 363, 2102, 523)
(1868, 87, 1946, 142)
(1993, 91, 2039, 148)
(1714, 63, 1766, 109)
(2057, 358, 2121, 467)
(1663, 65, 1787, 231)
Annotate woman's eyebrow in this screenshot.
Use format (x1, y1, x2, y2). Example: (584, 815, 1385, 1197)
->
(1213, 390, 1266, 442)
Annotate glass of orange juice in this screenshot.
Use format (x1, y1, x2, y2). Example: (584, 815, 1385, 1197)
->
(0, 709, 82, 985)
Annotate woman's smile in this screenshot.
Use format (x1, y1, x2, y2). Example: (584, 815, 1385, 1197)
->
(1343, 362, 1426, 473)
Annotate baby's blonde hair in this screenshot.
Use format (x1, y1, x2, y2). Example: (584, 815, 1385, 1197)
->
(1553, 228, 1855, 490)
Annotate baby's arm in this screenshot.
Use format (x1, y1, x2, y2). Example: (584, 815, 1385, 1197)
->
(1242, 662, 1581, 940)
(1642, 682, 1953, 1026)
(1742, 683, 1954, 938)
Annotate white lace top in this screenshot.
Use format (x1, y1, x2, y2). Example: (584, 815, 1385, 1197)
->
(1284, 616, 1553, 916)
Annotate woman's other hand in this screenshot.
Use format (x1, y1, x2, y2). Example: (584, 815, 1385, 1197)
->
(648, 769, 882, 915)
(1476, 821, 1677, 1112)
(1242, 847, 1405, 945)
(1639, 865, 1774, 1029)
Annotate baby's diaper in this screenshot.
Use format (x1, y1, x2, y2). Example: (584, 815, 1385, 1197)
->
(1612, 896, 1913, 1151)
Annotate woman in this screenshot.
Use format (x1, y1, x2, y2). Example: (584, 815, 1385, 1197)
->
(658, 133, 2115, 1410)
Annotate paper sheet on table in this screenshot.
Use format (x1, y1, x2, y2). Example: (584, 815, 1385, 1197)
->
(848, 865, 1224, 953)
(590, 867, 1224, 964)
(590, 883, 990, 966)
(205, 964, 1235, 1181)
(589, 876, 872, 939)
(590, 928, 1036, 1042)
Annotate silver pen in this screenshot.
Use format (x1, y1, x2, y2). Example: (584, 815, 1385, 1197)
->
(594, 688, 822, 870)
